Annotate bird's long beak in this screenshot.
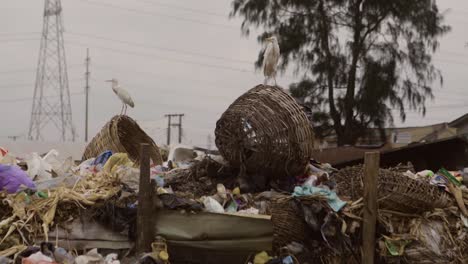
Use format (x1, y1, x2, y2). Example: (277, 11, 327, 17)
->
(105, 80, 113, 82)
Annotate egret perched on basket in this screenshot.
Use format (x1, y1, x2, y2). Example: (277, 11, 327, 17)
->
(106, 78, 135, 115)
(263, 36, 280, 86)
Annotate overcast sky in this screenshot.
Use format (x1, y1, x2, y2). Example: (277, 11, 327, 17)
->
(1, 0, 468, 148)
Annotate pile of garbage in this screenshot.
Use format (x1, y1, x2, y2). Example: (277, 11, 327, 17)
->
(1, 142, 468, 263)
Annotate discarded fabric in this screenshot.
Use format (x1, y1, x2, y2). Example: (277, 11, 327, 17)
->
(293, 186, 346, 212)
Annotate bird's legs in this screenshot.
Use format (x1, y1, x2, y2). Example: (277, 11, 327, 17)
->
(120, 104, 124, 115)
(273, 76, 277, 86)
(264, 77, 268, 86)
(124, 105, 127, 115)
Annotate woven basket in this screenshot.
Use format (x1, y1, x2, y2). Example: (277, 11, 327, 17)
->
(82, 115, 163, 165)
(215, 85, 315, 179)
(271, 197, 307, 250)
(334, 166, 453, 213)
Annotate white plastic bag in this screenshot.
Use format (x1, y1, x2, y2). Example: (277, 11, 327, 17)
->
(203, 196, 225, 213)
(74, 249, 105, 264)
(75, 158, 96, 176)
(104, 253, 120, 264)
(25, 152, 52, 181)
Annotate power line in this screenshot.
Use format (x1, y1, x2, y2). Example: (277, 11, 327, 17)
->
(0, 38, 40, 43)
(0, 91, 84, 103)
(66, 31, 252, 64)
(91, 63, 243, 90)
(66, 40, 258, 75)
(0, 32, 40, 36)
(0, 64, 83, 75)
(78, 0, 237, 30)
(132, 0, 228, 18)
(0, 79, 84, 89)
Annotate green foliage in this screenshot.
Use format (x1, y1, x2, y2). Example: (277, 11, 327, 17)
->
(231, 0, 450, 145)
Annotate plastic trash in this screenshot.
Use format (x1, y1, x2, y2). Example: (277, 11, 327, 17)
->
(416, 170, 434, 178)
(22, 252, 55, 264)
(35, 175, 81, 191)
(202, 196, 224, 213)
(93, 150, 113, 166)
(303, 175, 318, 188)
(383, 235, 411, 256)
(0, 257, 12, 264)
(54, 247, 75, 264)
(293, 186, 347, 212)
(217, 184, 227, 200)
(232, 187, 241, 195)
(253, 251, 272, 264)
(0, 164, 36, 193)
(282, 256, 294, 264)
(153, 175, 164, 187)
(105, 253, 120, 264)
(75, 158, 95, 176)
(226, 200, 239, 213)
(74, 249, 104, 264)
(237, 207, 260, 215)
(115, 167, 140, 191)
(25, 152, 52, 181)
(104, 153, 133, 174)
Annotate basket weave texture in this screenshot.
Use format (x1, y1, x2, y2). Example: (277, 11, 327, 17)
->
(215, 85, 315, 178)
(334, 166, 453, 213)
(83, 115, 162, 165)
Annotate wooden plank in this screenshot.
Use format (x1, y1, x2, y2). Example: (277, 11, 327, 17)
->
(362, 152, 380, 264)
(136, 143, 154, 253)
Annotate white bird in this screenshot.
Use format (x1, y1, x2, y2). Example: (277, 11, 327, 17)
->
(106, 78, 135, 115)
(263, 36, 280, 86)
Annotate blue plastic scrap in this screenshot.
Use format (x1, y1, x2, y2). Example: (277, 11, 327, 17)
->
(293, 186, 347, 212)
(92, 150, 113, 166)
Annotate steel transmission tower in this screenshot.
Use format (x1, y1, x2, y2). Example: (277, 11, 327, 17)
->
(28, 0, 75, 141)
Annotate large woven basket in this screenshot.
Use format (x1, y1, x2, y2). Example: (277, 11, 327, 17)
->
(82, 115, 163, 165)
(334, 166, 453, 213)
(215, 85, 315, 179)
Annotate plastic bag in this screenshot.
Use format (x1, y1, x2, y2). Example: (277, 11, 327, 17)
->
(74, 249, 105, 264)
(25, 152, 52, 181)
(93, 150, 113, 166)
(202, 196, 224, 213)
(34, 175, 81, 191)
(75, 158, 96, 176)
(115, 167, 140, 191)
(303, 175, 318, 188)
(22, 252, 56, 264)
(104, 153, 133, 174)
(53, 247, 75, 264)
(0, 256, 12, 264)
(0, 164, 36, 193)
(253, 251, 271, 264)
(42, 149, 73, 177)
(105, 253, 120, 264)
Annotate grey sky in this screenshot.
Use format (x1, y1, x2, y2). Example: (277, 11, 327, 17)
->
(1, 0, 467, 147)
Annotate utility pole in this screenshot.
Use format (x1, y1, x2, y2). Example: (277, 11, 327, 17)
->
(166, 115, 172, 146)
(165, 114, 184, 146)
(85, 48, 90, 142)
(207, 134, 212, 150)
